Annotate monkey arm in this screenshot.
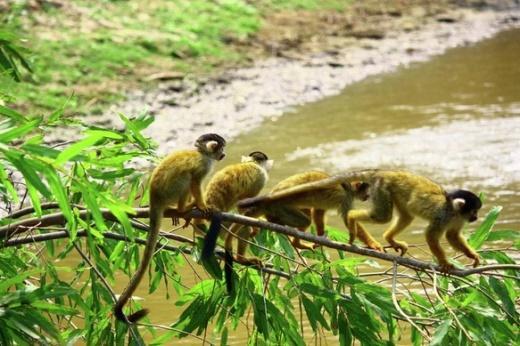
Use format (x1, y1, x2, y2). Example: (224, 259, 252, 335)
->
(425, 222, 451, 270)
(445, 227, 480, 267)
(190, 178, 206, 210)
(344, 210, 383, 251)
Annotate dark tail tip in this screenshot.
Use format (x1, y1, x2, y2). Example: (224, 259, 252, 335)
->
(114, 306, 149, 324)
(127, 309, 150, 323)
(201, 214, 222, 261)
(224, 249, 234, 294)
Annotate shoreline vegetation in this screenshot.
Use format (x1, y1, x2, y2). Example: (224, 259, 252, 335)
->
(2, 1, 518, 120)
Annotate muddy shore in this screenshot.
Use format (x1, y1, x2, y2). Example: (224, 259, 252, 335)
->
(84, 3, 520, 155)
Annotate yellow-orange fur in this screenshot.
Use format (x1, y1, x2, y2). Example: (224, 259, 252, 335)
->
(202, 156, 269, 265)
(240, 171, 380, 250)
(114, 134, 225, 323)
(345, 170, 481, 270)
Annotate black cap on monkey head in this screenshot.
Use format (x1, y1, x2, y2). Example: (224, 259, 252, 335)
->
(248, 151, 269, 163)
(447, 189, 482, 214)
(196, 133, 226, 147)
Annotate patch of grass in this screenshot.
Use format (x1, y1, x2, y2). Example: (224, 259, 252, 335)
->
(2, 0, 352, 114)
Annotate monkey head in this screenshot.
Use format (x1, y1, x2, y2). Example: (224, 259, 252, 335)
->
(195, 133, 226, 160)
(350, 181, 370, 201)
(448, 189, 482, 223)
(242, 151, 274, 171)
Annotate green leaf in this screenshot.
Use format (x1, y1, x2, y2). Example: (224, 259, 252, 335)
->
(0, 105, 26, 122)
(0, 161, 19, 204)
(3, 151, 51, 198)
(489, 277, 518, 321)
(43, 166, 75, 234)
(468, 206, 502, 250)
(485, 229, 520, 242)
(220, 326, 228, 346)
(0, 118, 41, 143)
(55, 133, 105, 165)
(430, 319, 452, 346)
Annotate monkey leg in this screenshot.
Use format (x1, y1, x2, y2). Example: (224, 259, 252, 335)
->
(446, 227, 480, 267)
(382, 210, 413, 256)
(226, 223, 262, 267)
(347, 185, 392, 245)
(353, 222, 383, 251)
(425, 223, 452, 271)
(170, 192, 190, 226)
(312, 209, 326, 237)
(291, 208, 317, 250)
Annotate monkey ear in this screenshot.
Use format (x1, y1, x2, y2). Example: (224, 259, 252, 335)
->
(206, 141, 219, 151)
(452, 198, 466, 211)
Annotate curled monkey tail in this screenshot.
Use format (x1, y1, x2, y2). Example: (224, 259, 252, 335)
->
(200, 214, 224, 279)
(114, 204, 163, 323)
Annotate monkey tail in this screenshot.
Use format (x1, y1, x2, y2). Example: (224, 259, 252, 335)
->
(237, 195, 265, 209)
(224, 248, 234, 294)
(113, 204, 163, 323)
(200, 214, 223, 279)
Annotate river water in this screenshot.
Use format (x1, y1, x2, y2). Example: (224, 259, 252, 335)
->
(122, 28, 520, 344)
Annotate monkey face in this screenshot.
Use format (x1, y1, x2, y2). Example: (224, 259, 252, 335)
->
(448, 189, 482, 223)
(352, 181, 370, 201)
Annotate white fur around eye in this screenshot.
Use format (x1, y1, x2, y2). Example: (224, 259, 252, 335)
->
(452, 198, 466, 211)
(206, 141, 218, 151)
(241, 155, 253, 163)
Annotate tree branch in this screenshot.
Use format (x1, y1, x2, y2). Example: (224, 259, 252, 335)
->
(1, 207, 518, 277)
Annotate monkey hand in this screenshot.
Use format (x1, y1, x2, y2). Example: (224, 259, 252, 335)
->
(366, 241, 383, 252)
(171, 217, 180, 226)
(196, 205, 215, 218)
(438, 261, 455, 273)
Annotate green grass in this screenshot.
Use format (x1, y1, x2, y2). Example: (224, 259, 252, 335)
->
(1, 0, 353, 114)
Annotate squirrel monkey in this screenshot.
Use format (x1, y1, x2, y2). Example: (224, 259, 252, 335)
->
(200, 151, 272, 291)
(238, 171, 382, 251)
(114, 133, 226, 324)
(312, 169, 482, 270)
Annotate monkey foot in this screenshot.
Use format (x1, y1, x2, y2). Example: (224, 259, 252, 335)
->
(366, 242, 383, 252)
(292, 239, 317, 250)
(171, 217, 180, 226)
(385, 241, 408, 256)
(469, 254, 480, 268)
(235, 256, 263, 268)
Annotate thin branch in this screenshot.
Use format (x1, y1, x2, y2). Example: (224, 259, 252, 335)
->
(431, 268, 473, 342)
(1, 207, 519, 277)
(391, 261, 431, 341)
(2, 229, 292, 280)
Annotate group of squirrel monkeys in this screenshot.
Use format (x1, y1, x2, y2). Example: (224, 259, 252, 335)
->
(114, 133, 483, 323)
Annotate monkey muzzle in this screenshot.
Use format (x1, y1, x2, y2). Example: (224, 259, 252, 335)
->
(218, 153, 226, 160)
(468, 215, 478, 223)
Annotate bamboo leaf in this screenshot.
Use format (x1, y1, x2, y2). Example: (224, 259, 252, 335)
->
(468, 206, 502, 250)
(430, 319, 452, 346)
(55, 133, 105, 165)
(0, 118, 41, 143)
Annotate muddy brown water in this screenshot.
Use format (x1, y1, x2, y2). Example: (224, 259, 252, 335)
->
(62, 28, 520, 344)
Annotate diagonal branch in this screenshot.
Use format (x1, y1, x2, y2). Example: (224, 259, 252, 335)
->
(1, 207, 518, 277)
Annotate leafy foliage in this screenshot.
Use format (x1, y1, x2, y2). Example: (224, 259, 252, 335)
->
(0, 106, 518, 344)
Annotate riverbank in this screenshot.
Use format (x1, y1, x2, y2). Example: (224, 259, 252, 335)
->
(93, 3, 520, 154)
